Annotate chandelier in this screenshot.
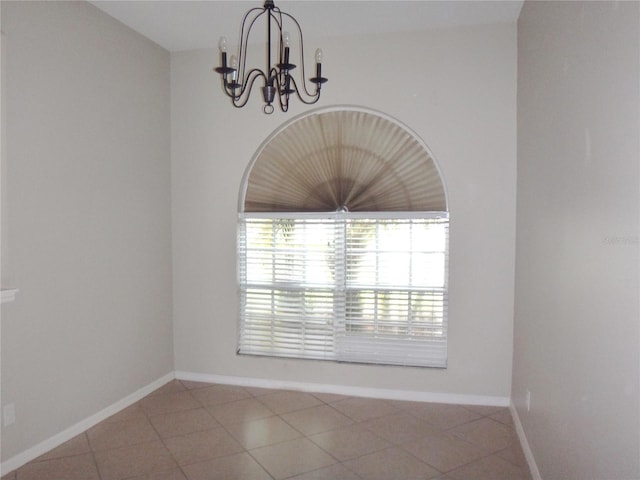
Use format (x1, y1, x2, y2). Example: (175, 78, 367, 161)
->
(214, 0, 328, 114)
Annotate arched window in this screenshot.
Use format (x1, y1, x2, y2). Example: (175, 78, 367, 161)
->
(238, 107, 448, 368)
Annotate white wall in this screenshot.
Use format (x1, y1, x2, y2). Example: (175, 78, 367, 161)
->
(1, 1, 173, 461)
(171, 23, 517, 400)
(513, 2, 640, 479)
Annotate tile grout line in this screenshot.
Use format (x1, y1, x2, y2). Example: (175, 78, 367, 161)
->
(88, 431, 104, 480)
(140, 386, 192, 480)
(172, 381, 281, 479)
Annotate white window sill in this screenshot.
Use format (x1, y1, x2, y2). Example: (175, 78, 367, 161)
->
(1, 289, 19, 303)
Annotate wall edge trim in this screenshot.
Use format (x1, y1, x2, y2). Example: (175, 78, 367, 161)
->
(0, 372, 175, 476)
(510, 400, 543, 480)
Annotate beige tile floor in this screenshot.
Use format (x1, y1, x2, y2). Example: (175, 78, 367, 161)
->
(2, 380, 532, 480)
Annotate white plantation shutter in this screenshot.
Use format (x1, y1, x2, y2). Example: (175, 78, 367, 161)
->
(238, 217, 340, 359)
(238, 212, 448, 367)
(338, 216, 448, 367)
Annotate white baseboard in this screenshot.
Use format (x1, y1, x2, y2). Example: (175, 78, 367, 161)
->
(175, 370, 511, 407)
(0, 372, 175, 476)
(510, 401, 543, 480)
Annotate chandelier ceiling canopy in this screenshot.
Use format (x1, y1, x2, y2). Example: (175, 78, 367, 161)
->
(214, 0, 327, 114)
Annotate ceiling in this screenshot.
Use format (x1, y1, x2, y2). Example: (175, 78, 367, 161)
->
(89, 1, 523, 52)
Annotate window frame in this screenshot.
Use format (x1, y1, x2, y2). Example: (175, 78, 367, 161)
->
(237, 210, 449, 368)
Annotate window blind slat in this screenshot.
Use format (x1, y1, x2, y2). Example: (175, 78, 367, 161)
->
(239, 214, 448, 367)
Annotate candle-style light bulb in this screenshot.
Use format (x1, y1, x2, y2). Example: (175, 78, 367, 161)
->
(314, 48, 323, 64)
(218, 36, 228, 52)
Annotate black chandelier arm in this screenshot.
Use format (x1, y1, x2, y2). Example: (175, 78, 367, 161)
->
(269, 7, 285, 65)
(272, 72, 291, 113)
(268, 7, 284, 34)
(221, 67, 263, 99)
(284, 76, 321, 105)
(268, 66, 281, 83)
(237, 6, 269, 81)
(225, 69, 267, 108)
(268, 67, 290, 112)
(265, 6, 318, 98)
(275, 89, 290, 113)
(278, 11, 318, 98)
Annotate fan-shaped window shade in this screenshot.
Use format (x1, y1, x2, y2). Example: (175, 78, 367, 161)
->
(243, 109, 446, 212)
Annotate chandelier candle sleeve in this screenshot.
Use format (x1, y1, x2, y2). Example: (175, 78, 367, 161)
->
(283, 31, 291, 65)
(219, 36, 227, 66)
(230, 55, 238, 84)
(213, 0, 327, 114)
(315, 49, 322, 81)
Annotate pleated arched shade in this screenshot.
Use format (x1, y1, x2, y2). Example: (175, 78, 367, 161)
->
(243, 109, 446, 212)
